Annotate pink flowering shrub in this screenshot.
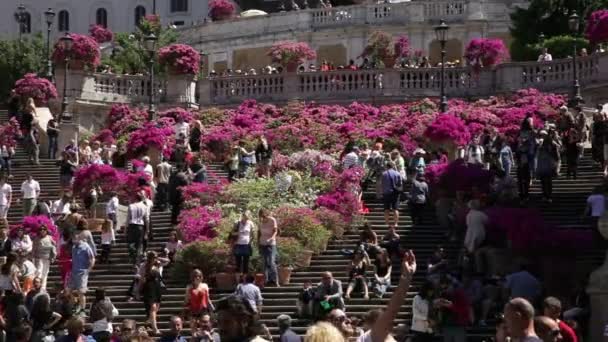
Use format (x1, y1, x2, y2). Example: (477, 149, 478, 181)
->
(11, 216, 59, 241)
(431, 159, 493, 194)
(464, 38, 509, 68)
(316, 190, 361, 223)
(586, 10, 608, 46)
(12, 73, 58, 105)
(394, 36, 410, 58)
(425, 115, 471, 146)
(0, 118, 21, 148)
(52, 33, 101, 69)
(139, 14, 161, 35)
(178, 206, 222, 243)
(313, 207, 348, 238)
(267, 41, 316, 68)
(126, 122, 175, 158)
(89, 25, 113, 43)
(209, 0, 236, 20)
(160, 107, 195, 123)
(158, 44, 201, 75)
(91, 129, 116, 145)
(106, 104, 147, 138)
(181, 181, 226, 207)
(273, 206, 331, 253)
(424, 162, 448, 188)
(73, 164, 124, 198)
(118, 171, 151, 202)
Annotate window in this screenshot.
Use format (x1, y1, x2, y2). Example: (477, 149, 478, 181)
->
(170, 0, 188, 13)
(20, 12, 31, 34)
(96, 8, 108, 27)
(134, 5, 146, 26)
(58, 10, 70, 32)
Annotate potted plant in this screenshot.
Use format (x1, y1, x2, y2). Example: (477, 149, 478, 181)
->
(585, 10, 608, 47)
(464, 38, 509, 70)
(171, 240, 235, 290)
(176, 206, 222, 243)
(158, 44, 201, 76)
(51, 33, 101, 70)
(361, 31, 409, 68)
(267, 41, 317, 72)
(12, 73, 58, 107)
(277, 237, 304, 285)
(297, 249, 314, 268)
(89, 24, 113, 44)
(209, 0, 236, 21)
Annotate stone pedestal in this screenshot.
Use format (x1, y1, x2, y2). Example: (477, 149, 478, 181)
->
(58, 122, 79, 153)
(587, 251, 608, 342)
(167, 74, 196, 105)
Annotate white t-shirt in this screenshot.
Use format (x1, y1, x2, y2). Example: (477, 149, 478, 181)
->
(236, 220, 254, 245)
(106, 196, 119, 215)
(0, 183, 12, 206)
(51, 200, 71, 215)
(587, 194, 606, 217)
(20, 180, 40, 199)
(175, 122, 190, 139)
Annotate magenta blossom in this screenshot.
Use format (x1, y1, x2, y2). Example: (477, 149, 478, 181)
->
(51, 33, 101, 69)
(464, 38, 509, 69)
(12, 73, 58, 105)
(89, 25, 113, 43)
(267, 41, 316, 67)
(586, 10, 608, 46)
(177, 206, 222, 243)
(11, 216, 59, 241)
(424, 115, 471, 146)
(209, 0, 236, 20)
(158, 44, 201, 75)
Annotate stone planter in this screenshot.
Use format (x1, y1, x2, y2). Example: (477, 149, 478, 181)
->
(285, 62, 299, 73)
(297, 250, 314, 268)
(254, 273, 266, 288)
(278, 266, 293, 285)
(215, 272, 235, 291)
(383, 56, 396, 68)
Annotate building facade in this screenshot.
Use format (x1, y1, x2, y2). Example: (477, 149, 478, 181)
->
(0, 0, 209, 40)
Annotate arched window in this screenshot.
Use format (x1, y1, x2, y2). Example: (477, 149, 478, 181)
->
(20, 12, 32, 34)
(134, 5, 146, 27)
(170, 0, 188, 12)
(58, 10, 70, 32)
(96, 8, 108, 27)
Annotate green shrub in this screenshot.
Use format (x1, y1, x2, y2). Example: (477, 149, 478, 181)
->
(277, 237, 305, 267)
(171, 239, 232, 281)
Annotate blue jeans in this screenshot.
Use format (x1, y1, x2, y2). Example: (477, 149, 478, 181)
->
(260, 245, 278, 284)
(48, 135, 58, 159)
(0, 157, 10, 176)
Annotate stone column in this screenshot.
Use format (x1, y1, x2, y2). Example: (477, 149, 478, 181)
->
(166, 74, 197, 105)
(587, 251, 608, 342)
(198, 78, 212, 106)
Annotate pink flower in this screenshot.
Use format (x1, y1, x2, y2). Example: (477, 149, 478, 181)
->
(10, 216, 59, 241)
(126, 122, 176, 158)
(394, 36, 410, 58)
(425, 115, 471, 146)
(464, 38, 509, 69)
(51, 33, 101, 69)
(0, 118, 21, 148)
(89, 25, 113, 43)
(586, 10, 608, 46)
(158, 44, 201, 75)
(177, 206, 222, 243)
(267, 41, 317, 67)
(73, 164, 124, 198)
(12, 73, 58, 105)
(209, 0, 236, 20)
(160, 107, 195, 123)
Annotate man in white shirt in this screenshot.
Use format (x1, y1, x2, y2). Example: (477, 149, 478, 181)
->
(20, 173, 40, 216)
(126, 192, 148, 264)
(155, 158, 172, 211)
(537, 48, 553, 62)
(174, 117, 190, 141)
(106, 191, 119, 235)
(50, 193, 71, 220)
(0, 175, 12, 229)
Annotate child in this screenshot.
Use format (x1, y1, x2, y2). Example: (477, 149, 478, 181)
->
(164, 230, 183, 262)
(297, 281, 314, 319)
(100, 219, 113, 264)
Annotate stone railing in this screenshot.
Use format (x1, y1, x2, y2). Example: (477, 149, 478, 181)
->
(199, 53, 608, 105)
(91, 73, 167, 103)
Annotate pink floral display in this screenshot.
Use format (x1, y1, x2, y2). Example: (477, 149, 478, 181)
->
(91, 129, 116, 145)
(118, 171, 152, 202)
(267, 41, 317, 69)
(158, 44, 201, 75)
(126, 121, 175, 158)
(160, 107, 195, 123)
(464, 38, 509, 69)
(393, 36, 410, 58)
(424, 115, 471, 146)
(73, 164, 124, 198)
(10, 216, 59, 241)
(105, 104, 147, 140)
(139, 14, 161, 34)
(177, 206, 222, 243)
(208, 0, 236, 21)
(585, 10, 608, 46)
(0, 118, 21, 148)
(89, 25, 114, 43)
(181, 181, 226, 206)
(12, 73, 58, 105)
(51, 33, 101, 69)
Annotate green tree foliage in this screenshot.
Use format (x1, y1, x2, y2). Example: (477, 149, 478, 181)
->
(509, 0, 608, 61)
(511, 35, 590, 61)
(0, 34, 45, 102)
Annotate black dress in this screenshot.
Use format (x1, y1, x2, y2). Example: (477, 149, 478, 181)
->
(189, 127, 201, 152)
(142, 268, 162, 315)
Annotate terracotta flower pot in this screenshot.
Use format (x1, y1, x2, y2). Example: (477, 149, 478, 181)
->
(278, 266, 293, 285)
(215, 272, 235, 291)
(254, 273, 266, 288)
(297, 250, 314, 268)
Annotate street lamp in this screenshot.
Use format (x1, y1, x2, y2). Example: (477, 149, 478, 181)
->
(44, 8, 56, 79)
(14, 4, 27, 40)
(145, 33, 158, 121)
(434, 19, 450, 113)
(60, 33, 74, 122)
(568, 11, 583, 106)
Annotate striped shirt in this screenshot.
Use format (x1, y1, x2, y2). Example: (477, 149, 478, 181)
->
(127, 202, 147, 225)
(342, 152, 359, 169)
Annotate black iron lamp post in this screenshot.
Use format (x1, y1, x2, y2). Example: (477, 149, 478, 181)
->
(145, 33, 158, 121)
(569, 11, 583, 107)
(434, 19, 450, 113)
(60, 33, 74, 122)
(15, 4, 27, 41)
(44, 8, 56, 79)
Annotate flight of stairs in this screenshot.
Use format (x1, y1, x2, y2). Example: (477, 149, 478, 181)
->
(1, 109, 605, 340)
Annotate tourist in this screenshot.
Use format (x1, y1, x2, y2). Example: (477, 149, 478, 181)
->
(57, 230, 73, 288)
(466, 137, 485, 166)
(193, 313, 221, 342)
(159, 316, 187, 342)
(411, 281, 434, 341)
(328, 309, 357, 339)
(0, 144, 14, 178)
(232, 210, 255, 275)
(11, 227, 32, 257)
(255, 136, 273, 178)
(427, 246, 447, 285)
(382, 161, 402, 229)
(436, 276, 472, 342)
(345, 249, 370, 300)
(32, 195, 51, 218)
(536, 130, 560, 201)
(24, 277, 45, 311)
(76, 218, 97, 256)
(305, 322, 345, 342)
(52, 290, 77, 335)
(190, 120, 203, 152)
(32, 224, 56, 291)
(21, 173, 41, 216)
(583, 185, 606, 246)
(154, 158, 172, 212)
(538, 47, 553, 62)
(297, 281, 314, 319)
(409, 174, 429, 225)
(14, 322, 33, 342)
(57, 317, 87, 342)
(91, 140, 104, 164)
(313, 271, 345, 319)
(227, 144, 241, 181)
(25, 126, 40, 165)
(29, 293, 62, 341)
(277, 314, 301, 342)
(214, 295, 269, 342)
(84, 185, 99, 219)
(90, 288, 119, 342)
(191, 157, 208, 183)
(175, 116, 190, 141)
(18, 255, 36, 293)
(0, 174, 12, 229)
(258, 208, 278, 286)
(504, 264, 542, 304)
(70, 231, 95, 310)
(591, 110, 606, 167)
(50, 192, 71, 221)
(238, 141, 256, 177)
(105, 190, 118, 232)
(371, 248, 392, 298)
(380, 225, 401, 259)
(0, 227, 12, 257)
(359, 222, 379, 258)
(47, 116, 60, 159)
(343, 146, 360, 169)
(3, 292, 29, 340)
(169, 166, 189, 225)
(165, 230, 183, 261)
(235, 274, 263, 314)
(127, 192, 149, 264)
(504, 298, 542, 341)
(535, 316, 563, 342)
(464, 199, 488, 271)
(141, 251, 163, 336)
(184, 269, 212, 334)
(62, 204, 83, 238)
(0, 253, 22, 293)
(409, 148, 427, 176)
(100, 218, 113, 264)
(59, 152, 77, 190)
(142, 190, 154, 253)
(564, 122, 582, 179)
(79, 140, 92, 165)
(542, 297, 578, 342)
(498, 137, 515, 175)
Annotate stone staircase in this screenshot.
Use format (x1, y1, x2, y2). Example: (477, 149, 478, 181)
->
(1, 108, 605, 340)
